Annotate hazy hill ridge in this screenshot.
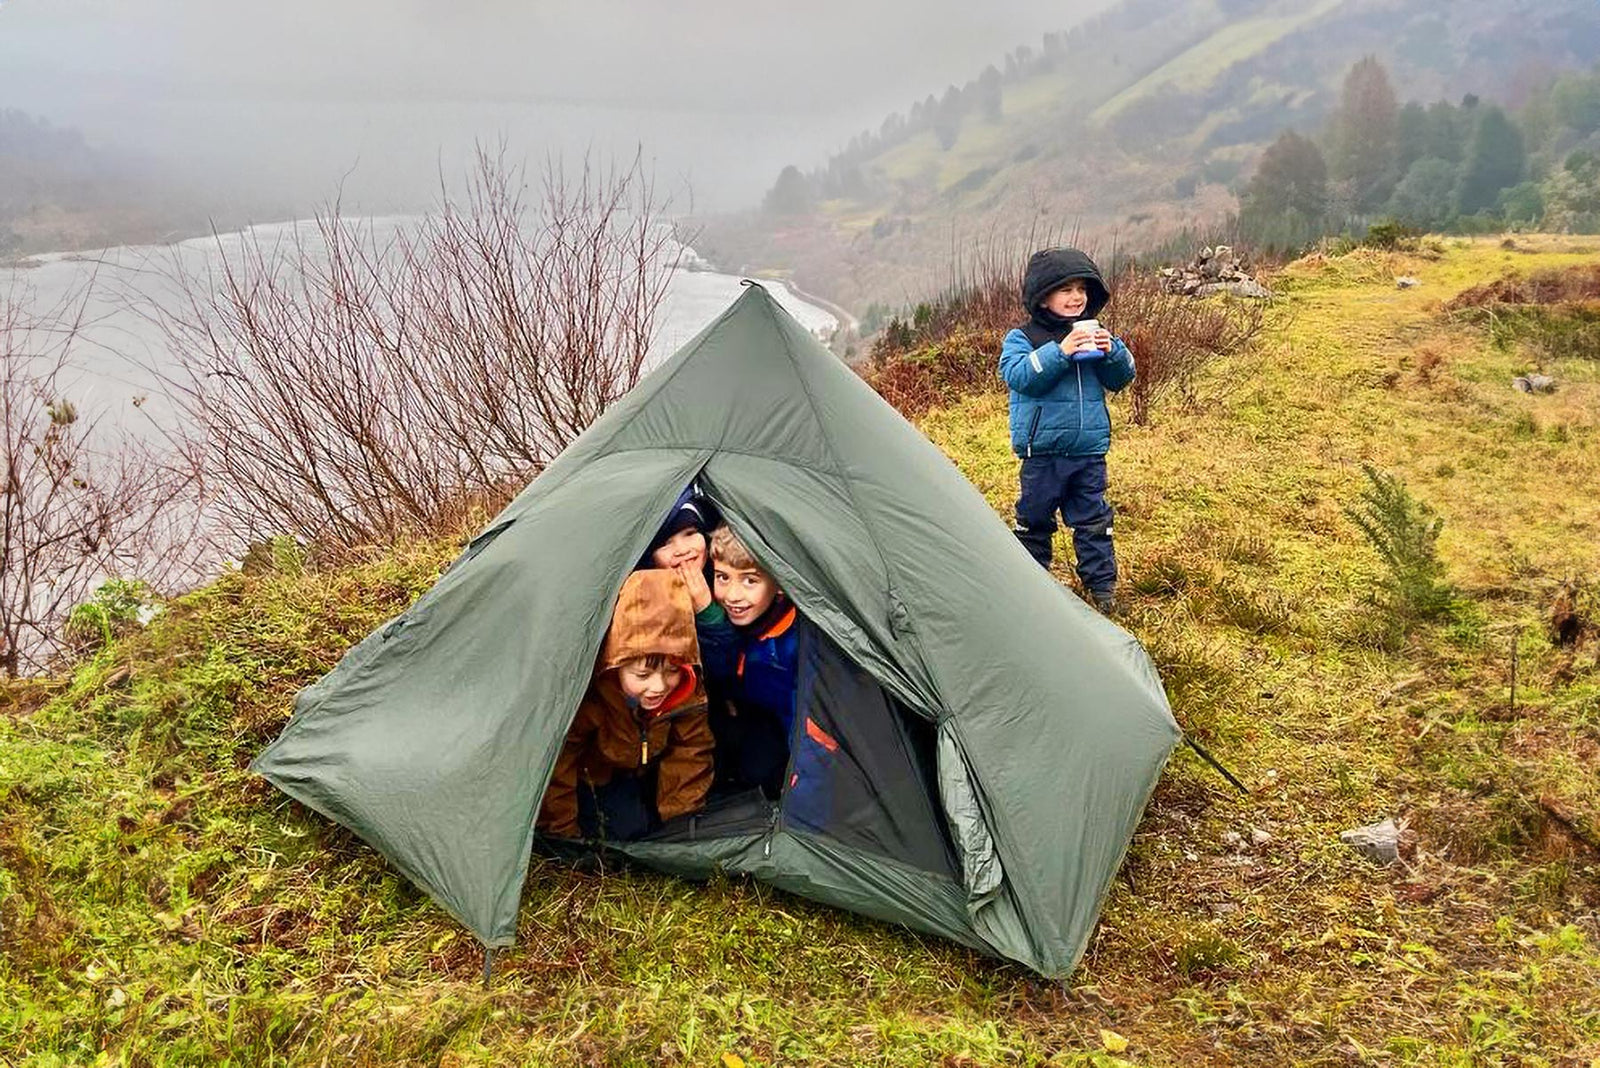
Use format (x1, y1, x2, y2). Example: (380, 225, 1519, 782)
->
(697, 0, 1600, 312)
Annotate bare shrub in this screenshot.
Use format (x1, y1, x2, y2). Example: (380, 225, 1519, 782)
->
(866, 329, 996, 419)
(156, 148, 681, 552)
(864, 239, 1038, 417)
(863, 237, 1263, 424)
(1105, 270, 1265, 426)
(0, 288, 190, 677)
(1443, 264, 1600, 309)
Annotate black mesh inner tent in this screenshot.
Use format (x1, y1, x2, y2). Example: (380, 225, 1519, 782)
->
(779, 622, 958, 880)
(645, 620, 959, 880)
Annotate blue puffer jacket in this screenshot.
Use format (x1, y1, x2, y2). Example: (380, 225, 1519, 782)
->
(1000, 330, 1136, 457)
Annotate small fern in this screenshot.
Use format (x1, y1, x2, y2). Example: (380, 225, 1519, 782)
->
(1343, 464, 1455, 621)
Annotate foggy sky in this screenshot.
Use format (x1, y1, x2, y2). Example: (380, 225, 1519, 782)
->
(0, 0, 1114, 214)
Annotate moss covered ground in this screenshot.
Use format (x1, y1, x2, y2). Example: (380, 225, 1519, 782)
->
(3, 237, 1599, 1065)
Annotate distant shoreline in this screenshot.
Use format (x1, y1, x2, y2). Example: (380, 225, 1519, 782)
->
(772, 278, 857, 337)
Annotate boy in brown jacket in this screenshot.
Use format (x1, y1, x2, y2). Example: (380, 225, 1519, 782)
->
(537, 569, 715, 841)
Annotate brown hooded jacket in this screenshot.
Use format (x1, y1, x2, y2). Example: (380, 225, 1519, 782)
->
(536, 569, 713, 838)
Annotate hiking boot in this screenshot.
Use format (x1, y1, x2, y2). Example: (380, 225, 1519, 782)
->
(1089, 588, 1123, 615)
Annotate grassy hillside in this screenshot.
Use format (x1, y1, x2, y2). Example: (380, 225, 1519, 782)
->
(1088, 0, 1343, 125)
(696, 0, 1599, 313)
(4, 238, 1600, 1064)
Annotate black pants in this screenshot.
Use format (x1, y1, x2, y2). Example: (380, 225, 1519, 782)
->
(1014, 454, 1117, 592)
(709, 701, 790, 800)
(575, 771, 657, 842)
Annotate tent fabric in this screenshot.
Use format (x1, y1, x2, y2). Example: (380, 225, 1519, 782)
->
(782, 620, 957, 879)
(252, 283, 1180, 976)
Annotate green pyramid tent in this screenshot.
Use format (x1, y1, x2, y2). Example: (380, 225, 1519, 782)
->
(253, 283, 1180, 977)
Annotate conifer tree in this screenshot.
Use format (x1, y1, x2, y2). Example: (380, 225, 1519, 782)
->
(1240, 130, 1329, 248)
(1328, 56, 1400, 212)
(933, 85, 964, 150)
(977, 66, 1004, 123)
(1395, 102, 1427, 175)
(763, 165, 814, 216)
(1421, 100, 1466, 163)
(1455, 106, 1525, 216)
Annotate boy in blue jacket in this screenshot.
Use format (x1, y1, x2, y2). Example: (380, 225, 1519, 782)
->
(998, 247, 1136, 612)
(700, 524, 800, 799)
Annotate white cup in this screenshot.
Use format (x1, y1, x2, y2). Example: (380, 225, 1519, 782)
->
(1074, 318, 1102, 352)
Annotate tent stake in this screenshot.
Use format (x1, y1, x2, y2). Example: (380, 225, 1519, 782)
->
(1183, 736, 1249, 795)
(482, 946, 496, 990)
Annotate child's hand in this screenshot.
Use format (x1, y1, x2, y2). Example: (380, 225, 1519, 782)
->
(1064, 325, 1097, 352)
(1094, 329, 1113, 353)
(675, 563, 713, 612)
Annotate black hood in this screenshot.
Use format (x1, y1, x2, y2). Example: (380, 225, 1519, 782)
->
(1019, 247, 1109, 345)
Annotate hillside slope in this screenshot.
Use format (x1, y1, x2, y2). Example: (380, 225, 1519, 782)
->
(4, 237, 1599, 1064)
(697, 0, 1599, 313)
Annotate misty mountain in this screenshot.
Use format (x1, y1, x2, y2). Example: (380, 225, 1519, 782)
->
(696, 0, 1600, 312)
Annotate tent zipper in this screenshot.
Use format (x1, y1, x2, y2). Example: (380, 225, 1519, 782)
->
(766, 700, 810, 858)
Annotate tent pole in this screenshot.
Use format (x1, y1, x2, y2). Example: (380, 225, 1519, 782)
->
(1183, 735, 1249, 795)
(482, 946, 496, 990)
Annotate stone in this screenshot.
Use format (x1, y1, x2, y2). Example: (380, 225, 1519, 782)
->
(1195, 279, 1273, 300)
(1250, 827, 1273, 846)
(1513, 374, 1556, 393)
(1340, 819, 1401, 865)
(1395, 276, 1421, 289)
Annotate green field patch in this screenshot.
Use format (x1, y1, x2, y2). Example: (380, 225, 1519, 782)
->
(1091, 0, 1344, 124)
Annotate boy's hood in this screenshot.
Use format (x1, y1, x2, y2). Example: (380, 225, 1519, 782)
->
(599, 569, 701, 673)
(1021, 247, 1110, 318)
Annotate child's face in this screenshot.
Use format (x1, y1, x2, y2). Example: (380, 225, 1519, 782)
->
(617, 658, 685, 712)
(1042, 279, 1089, 318)
(712, 562, 780, 627)
(651, 528, 706, 571)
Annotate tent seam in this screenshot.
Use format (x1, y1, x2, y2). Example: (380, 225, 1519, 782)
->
(592, 295, 747, 462)
(755, 293, 945, 701)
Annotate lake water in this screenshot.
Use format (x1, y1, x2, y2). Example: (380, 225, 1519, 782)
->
(2, 217, 836, 428)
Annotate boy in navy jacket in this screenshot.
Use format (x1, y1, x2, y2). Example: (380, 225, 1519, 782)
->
(998, 247, 1135, 612)
(699, 524, 800, 798)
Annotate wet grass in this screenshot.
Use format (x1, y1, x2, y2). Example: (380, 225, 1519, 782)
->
(4, 236, 1600, 1065)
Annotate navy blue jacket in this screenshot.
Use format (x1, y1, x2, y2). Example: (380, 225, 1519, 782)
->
(699, 602, 799, 737)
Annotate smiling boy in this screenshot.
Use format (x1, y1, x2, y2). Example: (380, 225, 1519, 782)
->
(537, 569, 714, 841)
(998, 247, 1136, 613)
(700, 524, 800, 797)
